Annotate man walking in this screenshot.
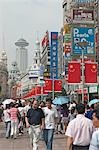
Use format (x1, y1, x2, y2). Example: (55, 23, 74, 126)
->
(43, 98, 58, 150)
(89, 105, 99, 150)
(65, 103, 94, 150)
(25, 100, 45, 150)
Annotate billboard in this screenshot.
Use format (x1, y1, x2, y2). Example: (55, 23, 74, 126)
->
(74, 0, 95, 3)
(63, 24, 72, 58)
(72, 9, 94, 24)
(72, 27, 95, 55)
(50, 32, 58, 79)
(28, 70, 39, 78)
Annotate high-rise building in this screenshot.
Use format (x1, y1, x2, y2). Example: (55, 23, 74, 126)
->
(0, 50, 8, 100)
(15, 38, 29, 74)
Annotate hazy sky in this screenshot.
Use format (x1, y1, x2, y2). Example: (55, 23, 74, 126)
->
(0, 0, 63, 70)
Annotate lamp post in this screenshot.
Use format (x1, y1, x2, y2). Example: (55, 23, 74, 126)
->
(77, 41, 89, 103)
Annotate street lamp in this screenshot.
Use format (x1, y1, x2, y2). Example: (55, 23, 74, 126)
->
(77, 41, 89, 103)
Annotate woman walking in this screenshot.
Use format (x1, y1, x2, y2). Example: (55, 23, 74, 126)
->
(3, 104, 11, 138)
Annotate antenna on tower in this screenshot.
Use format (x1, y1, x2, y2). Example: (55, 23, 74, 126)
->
(2, 32, 5, 50)
(36, 30, 39, 41)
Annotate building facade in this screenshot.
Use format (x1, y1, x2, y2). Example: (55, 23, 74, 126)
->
(62, 0, 99, 100)
(0, 51, 8, 101)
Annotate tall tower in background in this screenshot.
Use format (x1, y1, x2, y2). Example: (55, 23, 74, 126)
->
(15, 38, 29, 74)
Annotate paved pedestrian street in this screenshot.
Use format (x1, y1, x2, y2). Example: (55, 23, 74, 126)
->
(0, 123, 66, 150)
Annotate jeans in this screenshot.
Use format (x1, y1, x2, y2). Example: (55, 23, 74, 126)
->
(44, 129, 54, 150)
(5, 121, 11, 138)
(29, 125, 41, 150)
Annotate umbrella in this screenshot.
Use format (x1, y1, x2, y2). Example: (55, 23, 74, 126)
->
(2, 99, 15, 106)
(88, 99, 99, 107)
(53, 96, 69, 105)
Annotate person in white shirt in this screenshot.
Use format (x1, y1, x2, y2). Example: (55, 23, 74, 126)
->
(89, 105, 99, 150)
(43, 98, 58, 150)
(65, 103, 93, 150)
(3, 104, 11, 138)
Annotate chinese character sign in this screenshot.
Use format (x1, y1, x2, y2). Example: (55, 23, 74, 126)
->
(72, 27, 95, 55)
(72, 9, 94, 24)
(50, 32, 58, 79)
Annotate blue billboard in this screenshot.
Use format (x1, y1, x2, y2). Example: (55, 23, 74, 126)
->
(50, 32, 58, 79)
(72, 27, 95, 55)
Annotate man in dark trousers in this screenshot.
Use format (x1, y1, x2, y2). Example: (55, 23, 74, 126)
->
(25, 100, 45, 150)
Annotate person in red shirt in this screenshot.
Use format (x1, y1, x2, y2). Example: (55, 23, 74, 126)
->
(9, 102, 19, 139)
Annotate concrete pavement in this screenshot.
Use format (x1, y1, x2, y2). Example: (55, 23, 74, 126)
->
(0, 123, 66, 150)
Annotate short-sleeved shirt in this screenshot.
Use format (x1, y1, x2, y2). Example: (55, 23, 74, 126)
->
(3, 109, 11, 122)
(89, 129, 99, 150)
(26, 108, 45, 125)
(65, 114, 94, 146)
(43, 107, 58, 129)
(9, 107, 18, 121)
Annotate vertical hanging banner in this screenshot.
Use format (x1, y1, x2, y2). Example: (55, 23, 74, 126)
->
(85, 62, 98, 83)
(43, 87, 49, 95)
(68, 62, 81, 83)
(35, 86, 41, 96)
(54, 80, 62, 92)
(44, 79, 52, 92)
(50, 32, 58, 79)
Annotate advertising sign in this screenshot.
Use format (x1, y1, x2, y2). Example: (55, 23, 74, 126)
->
(89, 86, 98, 93)
(50, 32, 58, 79)
(72, 9, 94, 24)
(64, 42, 71, 53)
(63, 34, 71, 42)
(28, 70, 39, 78)
(74, 0, 95, 3)
(72, 27, 95, 55)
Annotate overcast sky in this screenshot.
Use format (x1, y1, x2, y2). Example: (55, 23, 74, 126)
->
(0, 0, 63, 70)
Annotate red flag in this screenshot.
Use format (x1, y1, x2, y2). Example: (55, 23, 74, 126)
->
(44, 79, 52, 92)
(85, 62, 98, 83)
(35, 86, 41, 96)
(41, 37, 45, 47)
(54, 80, 62, 92)
(43, 86, 48, 95)
(68, 62, 81, 83)
(31, 88, 36, 96)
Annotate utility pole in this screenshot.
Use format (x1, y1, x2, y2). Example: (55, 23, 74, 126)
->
(77, 41, 89, 103)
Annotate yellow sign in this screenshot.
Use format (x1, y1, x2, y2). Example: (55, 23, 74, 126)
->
(64, 24, 71, 34)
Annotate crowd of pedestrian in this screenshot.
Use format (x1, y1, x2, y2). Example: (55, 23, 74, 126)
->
(0, 97, 99, 150)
